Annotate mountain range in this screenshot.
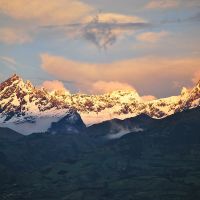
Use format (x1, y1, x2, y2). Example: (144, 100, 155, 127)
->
(0, 74, 200, 200)
(0, 74, 200, 134)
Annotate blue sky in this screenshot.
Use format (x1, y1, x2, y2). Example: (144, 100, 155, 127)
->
(0, 0, 200, 98)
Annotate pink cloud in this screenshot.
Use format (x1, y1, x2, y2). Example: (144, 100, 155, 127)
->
(40, 53, 200, 96)
(41, 80, 69, 93)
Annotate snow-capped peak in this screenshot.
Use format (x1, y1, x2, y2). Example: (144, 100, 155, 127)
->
(0, 74, 74, 134)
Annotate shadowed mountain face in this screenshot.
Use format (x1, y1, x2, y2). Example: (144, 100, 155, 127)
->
(48, 110, 87, 134)
(0, 107, 200, 200)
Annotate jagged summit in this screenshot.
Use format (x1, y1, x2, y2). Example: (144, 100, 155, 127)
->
(0, 74, 200, 134)
(0, 74, 21, 88)
(7, 73, 21, 81)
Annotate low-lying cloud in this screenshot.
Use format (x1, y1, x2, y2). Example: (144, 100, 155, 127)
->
(107, 127, 143, 140)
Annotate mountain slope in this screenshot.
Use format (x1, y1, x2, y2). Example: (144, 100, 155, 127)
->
(0, 107, 200, 200)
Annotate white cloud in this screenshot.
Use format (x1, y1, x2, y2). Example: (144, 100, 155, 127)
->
(49, 12, 149, 49)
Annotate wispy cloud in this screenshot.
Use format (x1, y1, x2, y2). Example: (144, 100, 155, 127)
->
(0, 28, 32, 44)
(41, 13, 151, 49)
(0, 56, 18, 70)
(40, 10, 200, 49)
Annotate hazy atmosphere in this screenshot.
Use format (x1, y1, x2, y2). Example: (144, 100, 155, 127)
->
(1, 1, 200, 200)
